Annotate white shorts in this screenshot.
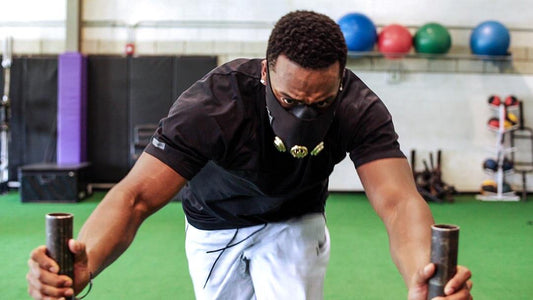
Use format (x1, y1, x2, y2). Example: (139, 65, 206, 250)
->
(185, 213, 331, 300)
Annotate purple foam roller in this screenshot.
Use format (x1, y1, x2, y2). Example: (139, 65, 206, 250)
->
(57, 52, 87, 164)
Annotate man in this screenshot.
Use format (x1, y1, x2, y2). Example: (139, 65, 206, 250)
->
(27, 10, 472, 300)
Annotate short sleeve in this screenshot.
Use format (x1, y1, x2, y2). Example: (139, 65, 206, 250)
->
(348, 99, 405, 168)
(337, 72, 405, 168)
(144, 77, 227, 180)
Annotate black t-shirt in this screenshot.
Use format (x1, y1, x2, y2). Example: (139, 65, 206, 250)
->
(145, 58, 405, 230)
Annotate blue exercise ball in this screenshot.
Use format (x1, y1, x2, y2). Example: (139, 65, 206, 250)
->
(470, 21, 510, 56)
(338, 12, 377, 52)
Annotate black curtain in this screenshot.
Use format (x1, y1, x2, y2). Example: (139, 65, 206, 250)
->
(1, 55, 218, 184)
(0, 56, 58, 181)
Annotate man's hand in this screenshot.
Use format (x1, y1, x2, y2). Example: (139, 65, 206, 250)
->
(27, 239, 91, 299)
(408, 263, 473, 300)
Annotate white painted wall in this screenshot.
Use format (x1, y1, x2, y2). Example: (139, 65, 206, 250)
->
(1, 0, 533, 193)
(3, 1, 533, 45)
(0, 1, 64, 39)
(79, 0, 533, 51)
(330, 70, 533, 191)
(1, 1, 64, 22)
(81, 0, 533, 28)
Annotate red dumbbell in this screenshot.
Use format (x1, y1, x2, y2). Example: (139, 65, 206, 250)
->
(504, 95, 518, 107)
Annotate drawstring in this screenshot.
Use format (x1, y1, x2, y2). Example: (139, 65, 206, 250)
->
(206, 224, 267, 253)
(203, 224, 267, 288)
(203, 229, 238, 288)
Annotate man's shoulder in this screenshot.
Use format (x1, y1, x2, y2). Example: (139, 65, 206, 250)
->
(334, 69, 390, 134)
(171, 58, 262, 121)
(179, 58, 262, 100)
(342, 69, 374, 96)
(210, 58, 263, 79)
(338, 69, 381, 111)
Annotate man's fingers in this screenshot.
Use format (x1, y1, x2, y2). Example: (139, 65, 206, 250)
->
(466, 280, 473, 291)
(69, 239, 88, 264)
(28, 259, 73, 286)
(27, 245, 75, 299)
(414, 263, 435, 285)
(433, 282, 473, 300)
(69, 239, 83, 254)
(444, 266, 472, 295)
(30, 246, 59, 273)
(27, 270, 74, 298)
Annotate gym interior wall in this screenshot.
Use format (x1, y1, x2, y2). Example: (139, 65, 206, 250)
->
(0, 55, 217, 184)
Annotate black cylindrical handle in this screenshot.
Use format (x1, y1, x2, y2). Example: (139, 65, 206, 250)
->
(427, 224, 459, 300)
(46, 213, 74, 300)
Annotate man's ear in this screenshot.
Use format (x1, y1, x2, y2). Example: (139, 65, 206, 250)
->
(261, 60, 267, 84)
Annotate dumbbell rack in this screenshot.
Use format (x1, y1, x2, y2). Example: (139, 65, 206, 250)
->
(476, 103, 520, 201)
(510, 101, 533, 201)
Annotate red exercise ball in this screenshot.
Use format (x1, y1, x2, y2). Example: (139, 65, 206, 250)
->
(378, 24, 412, 58)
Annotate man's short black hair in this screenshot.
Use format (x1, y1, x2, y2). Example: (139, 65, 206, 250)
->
(266, 10, 347, 75)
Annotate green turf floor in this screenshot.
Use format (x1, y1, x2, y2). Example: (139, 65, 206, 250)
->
(1, 191, 532, 299)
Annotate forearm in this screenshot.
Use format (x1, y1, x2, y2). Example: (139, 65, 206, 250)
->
(77, 185, 149, 276)
(385, 197, 434, 286)
(358, 158, 436, 286)
(75, 153, 186, 277)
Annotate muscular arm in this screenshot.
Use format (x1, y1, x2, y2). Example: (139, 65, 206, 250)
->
(356, 157, 434, 287)
(78, 152, 187, 277)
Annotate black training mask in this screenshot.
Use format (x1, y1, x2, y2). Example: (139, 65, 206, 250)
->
(265, 68, 343, 158)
